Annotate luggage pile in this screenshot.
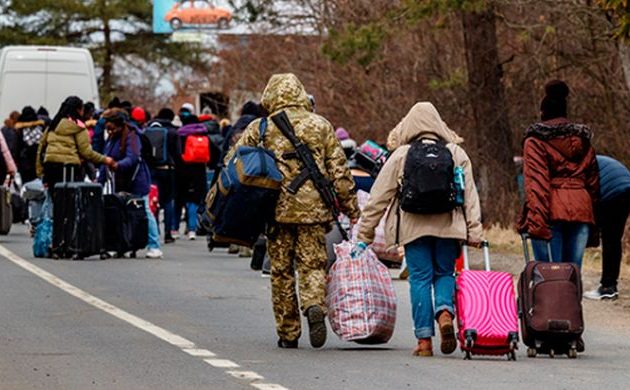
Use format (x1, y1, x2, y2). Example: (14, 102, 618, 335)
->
(28, 167, 149, 260)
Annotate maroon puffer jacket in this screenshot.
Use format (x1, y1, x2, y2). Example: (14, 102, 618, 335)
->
(518, 118, 599, 240)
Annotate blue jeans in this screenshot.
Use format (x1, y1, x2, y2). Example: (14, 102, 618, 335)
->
(404, 237, 460, 339)
(531, 222, 589, 268)
(174, 202, 200, 232)
(142, 195, 161, 250)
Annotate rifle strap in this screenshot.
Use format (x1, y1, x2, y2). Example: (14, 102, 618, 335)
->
(287, 168, 310, 194)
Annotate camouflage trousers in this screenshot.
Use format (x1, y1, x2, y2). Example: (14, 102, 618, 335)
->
(267, 223, 328, 342)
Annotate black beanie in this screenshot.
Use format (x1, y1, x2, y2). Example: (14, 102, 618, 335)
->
(540, 80, 569, 121)
(19, 106, 38, 122)
(37, 106, 49, 117)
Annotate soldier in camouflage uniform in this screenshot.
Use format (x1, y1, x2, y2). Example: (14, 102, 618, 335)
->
(231, 73, 360, 348)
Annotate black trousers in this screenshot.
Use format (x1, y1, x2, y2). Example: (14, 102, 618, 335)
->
(600, 194, 630, 288)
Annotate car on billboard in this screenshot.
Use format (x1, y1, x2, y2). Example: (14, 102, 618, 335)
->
(165, 0, 232, 30)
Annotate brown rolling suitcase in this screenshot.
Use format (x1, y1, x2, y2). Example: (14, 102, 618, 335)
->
(518, 234, 584, 359)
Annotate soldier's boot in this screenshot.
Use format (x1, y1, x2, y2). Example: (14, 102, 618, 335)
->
(305, 305, 326, 349)
(277, 338, 298, 349)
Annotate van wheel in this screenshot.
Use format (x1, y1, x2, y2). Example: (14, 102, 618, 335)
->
(170, 18, 182, 30)
(217, 18, 229, 29)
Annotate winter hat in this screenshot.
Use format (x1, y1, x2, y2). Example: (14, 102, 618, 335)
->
(37, 106, 49, 117)
(181, 103, 195, 114)
(19, 106, 38, 122)
(131, 107, 147, 124)
(108, 97, 121, 109)
(198, 114, 214, 122)
(540, 80, 569, 121)
(156, 108, 175, 121)
(241, 101, 263, 118)
(335, 127, 350, 141)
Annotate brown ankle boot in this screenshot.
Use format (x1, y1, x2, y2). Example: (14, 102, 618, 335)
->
(437, 311, 457, 355)
(413, 338, 433, 357)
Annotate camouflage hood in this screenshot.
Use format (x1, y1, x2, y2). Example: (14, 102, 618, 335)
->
(261, 73, 311, 114)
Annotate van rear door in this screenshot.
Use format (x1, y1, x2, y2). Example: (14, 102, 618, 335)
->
(0, 49, 47, 118)
(45, 49, 99, 110)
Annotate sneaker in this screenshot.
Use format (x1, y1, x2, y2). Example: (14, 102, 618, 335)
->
(437, 310, 457, 354)
(146, 248, 163, 259)
(277, 338, 298, 349)
(170, 230, 180, 240)
(584, 285, 618, 301)
(187, 231, 196, 241)
(305, 305, 327, 348)
(413, 338, 433, 357)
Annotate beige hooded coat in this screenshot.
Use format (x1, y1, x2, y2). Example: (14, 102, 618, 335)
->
(357, 102, 483, 247)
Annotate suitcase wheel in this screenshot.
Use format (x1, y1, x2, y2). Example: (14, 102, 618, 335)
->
(527, 347, 537, 358)
(567, 347, 578, 359)
(548, 349, 555, 358)
(130, 251, 137, 259)
(507, 350, 517, 361)
(464, 350, 472, 360)
(72, 254, 83, 261)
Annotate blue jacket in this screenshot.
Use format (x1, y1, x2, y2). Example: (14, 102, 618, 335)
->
(92, 118, 106, 154)
(98, 131, 151, 196)
(597, 155, 630, 204)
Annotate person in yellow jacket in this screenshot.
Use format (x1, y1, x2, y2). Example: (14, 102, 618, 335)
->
(357, 102, 483, 357)
(229, 74, 360, 349)
(36, 96, 115, 213)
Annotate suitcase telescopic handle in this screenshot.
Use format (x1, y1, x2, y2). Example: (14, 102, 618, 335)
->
(462, 240, 490, 271)
(520, 233, 554, 263)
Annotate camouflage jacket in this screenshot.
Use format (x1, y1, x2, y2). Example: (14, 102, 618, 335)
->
(229, 73, 359, 224)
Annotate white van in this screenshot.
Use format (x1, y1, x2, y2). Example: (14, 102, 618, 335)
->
(0, 46, 99, 120)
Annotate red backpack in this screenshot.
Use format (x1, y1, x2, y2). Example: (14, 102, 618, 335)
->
(182, 135, 210, 163)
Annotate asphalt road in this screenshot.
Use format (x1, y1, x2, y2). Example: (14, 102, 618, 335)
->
(1, 225, 629, 390)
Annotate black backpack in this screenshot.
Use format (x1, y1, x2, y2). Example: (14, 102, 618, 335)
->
(137, 131, 158, 168)
(144, 122, 169, 166)
(399, 138, 456, 214)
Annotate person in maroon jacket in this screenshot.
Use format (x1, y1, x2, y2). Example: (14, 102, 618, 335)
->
(518, 80, 599, 269)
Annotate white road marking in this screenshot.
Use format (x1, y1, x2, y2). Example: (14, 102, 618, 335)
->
(204, 358, 240, 368)
(0, 245, 289, 390)
(183, 348, 216, 357)
(251, 384, 290, 390)
(226, 371, 264, 381)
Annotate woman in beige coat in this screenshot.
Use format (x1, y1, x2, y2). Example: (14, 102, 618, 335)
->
(357, 102, 483, 357)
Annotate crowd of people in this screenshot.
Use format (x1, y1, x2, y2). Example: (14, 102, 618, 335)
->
(0, 74, 628, 355)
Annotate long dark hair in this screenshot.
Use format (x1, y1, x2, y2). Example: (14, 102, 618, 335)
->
(49, 96, 84, 132)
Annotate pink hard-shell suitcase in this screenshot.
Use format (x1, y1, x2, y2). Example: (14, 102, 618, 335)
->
(455, 241, 519, 360)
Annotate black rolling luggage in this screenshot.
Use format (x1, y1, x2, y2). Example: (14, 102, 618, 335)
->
(52, 175, 104, 260)
(103, 193, 148, 258)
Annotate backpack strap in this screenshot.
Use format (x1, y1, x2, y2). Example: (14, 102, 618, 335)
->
(258, 118, 268, 146)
